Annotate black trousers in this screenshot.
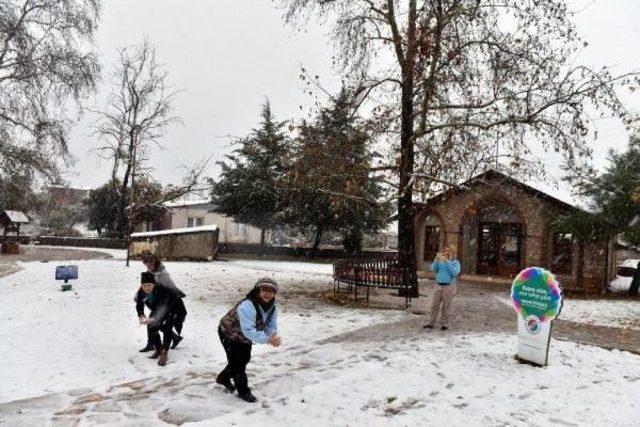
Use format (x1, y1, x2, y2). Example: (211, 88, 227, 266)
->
(145, 313, 184, 345)
(148, 319, 174, 351)
(217, 328, 252, 395)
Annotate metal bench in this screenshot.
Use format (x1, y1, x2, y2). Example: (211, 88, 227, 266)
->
(333, 256, 412, 308)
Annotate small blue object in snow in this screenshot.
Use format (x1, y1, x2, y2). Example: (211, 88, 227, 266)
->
(56, 265, 78, 291)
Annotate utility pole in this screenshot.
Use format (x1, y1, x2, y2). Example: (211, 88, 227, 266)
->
(125, 124, 142, 267)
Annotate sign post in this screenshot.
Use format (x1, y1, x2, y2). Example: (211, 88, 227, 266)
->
(510, 267, 563, 366)
(55, 265, 78, 291)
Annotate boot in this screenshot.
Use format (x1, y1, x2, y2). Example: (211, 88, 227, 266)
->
(171, 334, 183, 350)
(216, 375, 235, 393)
(139, 342, 155, 352)
(148, 348, 161, 359)
(238, 392, 257, 403)
(157, 349, 168, 366)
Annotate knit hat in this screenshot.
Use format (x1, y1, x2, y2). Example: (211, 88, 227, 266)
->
(141, 272, 156, 284)
(254, 277, 278, 293)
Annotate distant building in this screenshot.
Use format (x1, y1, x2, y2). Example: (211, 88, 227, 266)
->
(44, 185, 91, 206)
(414, 170, 616, 293)
(137, 198, 265, 244)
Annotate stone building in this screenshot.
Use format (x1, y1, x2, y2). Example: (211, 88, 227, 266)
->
(415, 170, 616, 293)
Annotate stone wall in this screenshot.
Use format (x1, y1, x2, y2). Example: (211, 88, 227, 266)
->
(130, 230, 219, 261)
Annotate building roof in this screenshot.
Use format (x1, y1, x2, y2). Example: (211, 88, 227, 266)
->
(1, 210, 30, 224)
(131, 225, 219, 238)
(45, 185, 92, 192)
(418, 169, 583, 212)
(164, 198, 213, 208)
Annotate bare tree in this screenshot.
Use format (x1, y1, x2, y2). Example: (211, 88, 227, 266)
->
(279, 0, 637, 292)
(0, 0, 101, 180)
(94, 39, 180, 239)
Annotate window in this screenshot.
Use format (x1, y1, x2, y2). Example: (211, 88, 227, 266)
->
(552, 232, 573, 275)
(196, 217, 204, 227)
(187, 217, 194, 227)
(234, 222, 246, 238)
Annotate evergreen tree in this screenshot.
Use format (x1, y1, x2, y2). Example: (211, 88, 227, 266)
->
(211, 101, 289, 250)
(557, 137, 640, 246)
(86, 181, 124, 237)
(559, 138, 640, 296)
(285, 89, 390, 256)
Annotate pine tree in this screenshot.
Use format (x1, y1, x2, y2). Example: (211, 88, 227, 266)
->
(285, 89, 390, 256)
(211, 100, 289, 250)
(560, 138, 640, 296)
(557, 137, 640, 246)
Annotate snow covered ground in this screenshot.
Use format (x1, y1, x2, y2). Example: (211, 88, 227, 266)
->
(1, 253, 639, 426)
(0, 256, 402, 403)
(201, 335, 640, 427)
(609, 275, 633, 293)
(496, 293, 640, 331)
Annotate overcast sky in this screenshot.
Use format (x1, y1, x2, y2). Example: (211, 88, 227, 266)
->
(64, 0, 640, 193)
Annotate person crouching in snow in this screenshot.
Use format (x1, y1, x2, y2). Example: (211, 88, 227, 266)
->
(423, 247, 461, 331)
(217, 278, 281, 403)
(137, 272, 181, 366)
(136, 251, 187, 352)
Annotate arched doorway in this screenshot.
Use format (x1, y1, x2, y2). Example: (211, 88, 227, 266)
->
(417, 213, 444, 270)
(460, 200, 524, 277)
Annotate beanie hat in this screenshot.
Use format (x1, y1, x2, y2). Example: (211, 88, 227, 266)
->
(254, 277, 278, 293)
(141, 272, 156, 284)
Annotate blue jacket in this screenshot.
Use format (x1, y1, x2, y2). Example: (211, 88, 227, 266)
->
(237, 299, 278, 344)
(431, 259, 461, 285)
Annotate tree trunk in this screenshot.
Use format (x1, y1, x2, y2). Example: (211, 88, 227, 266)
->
(259, 228, 267, 257)
(397, 0, 419, 297)
(310, 224, 323, 259)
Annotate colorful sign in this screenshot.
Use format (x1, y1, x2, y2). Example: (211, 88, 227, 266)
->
(511, 267, 563, 366)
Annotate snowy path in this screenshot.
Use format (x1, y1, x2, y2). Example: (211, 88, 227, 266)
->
(1, 333, 638, 426)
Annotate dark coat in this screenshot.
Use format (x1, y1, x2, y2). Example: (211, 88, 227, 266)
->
(135, 285, 180, 327)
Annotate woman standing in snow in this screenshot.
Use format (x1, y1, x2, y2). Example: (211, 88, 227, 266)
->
(423, 246, 461, 331)
(136, 251, 187, 352)
(217, 278, 282, 403)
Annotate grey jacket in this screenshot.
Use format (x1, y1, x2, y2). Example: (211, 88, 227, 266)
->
(153, 264, 186, 298)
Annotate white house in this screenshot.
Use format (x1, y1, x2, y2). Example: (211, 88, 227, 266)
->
(147, 199, 264, 245)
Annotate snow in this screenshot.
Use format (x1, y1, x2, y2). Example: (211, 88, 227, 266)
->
(164, 198, 213, 208)
(609, 275, 634, 293)
(1, 210, 29, 223)
(497, 293, 640, 330)
(1, 256, 639, 425)
(197, 335, 640, 427)
(557, 297, 640, 330)
(131, 225, 219, 238)
(619, 259, 640, 269)
(0, 258, 401, 403)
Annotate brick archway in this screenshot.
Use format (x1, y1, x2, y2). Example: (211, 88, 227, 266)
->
(414, 208, 448, 268)
(457, 193, 528, 276)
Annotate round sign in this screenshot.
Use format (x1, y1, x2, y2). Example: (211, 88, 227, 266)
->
(511, 267, 562, 323)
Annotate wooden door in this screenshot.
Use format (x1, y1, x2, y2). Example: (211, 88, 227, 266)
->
(477, 222, 522, 276)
